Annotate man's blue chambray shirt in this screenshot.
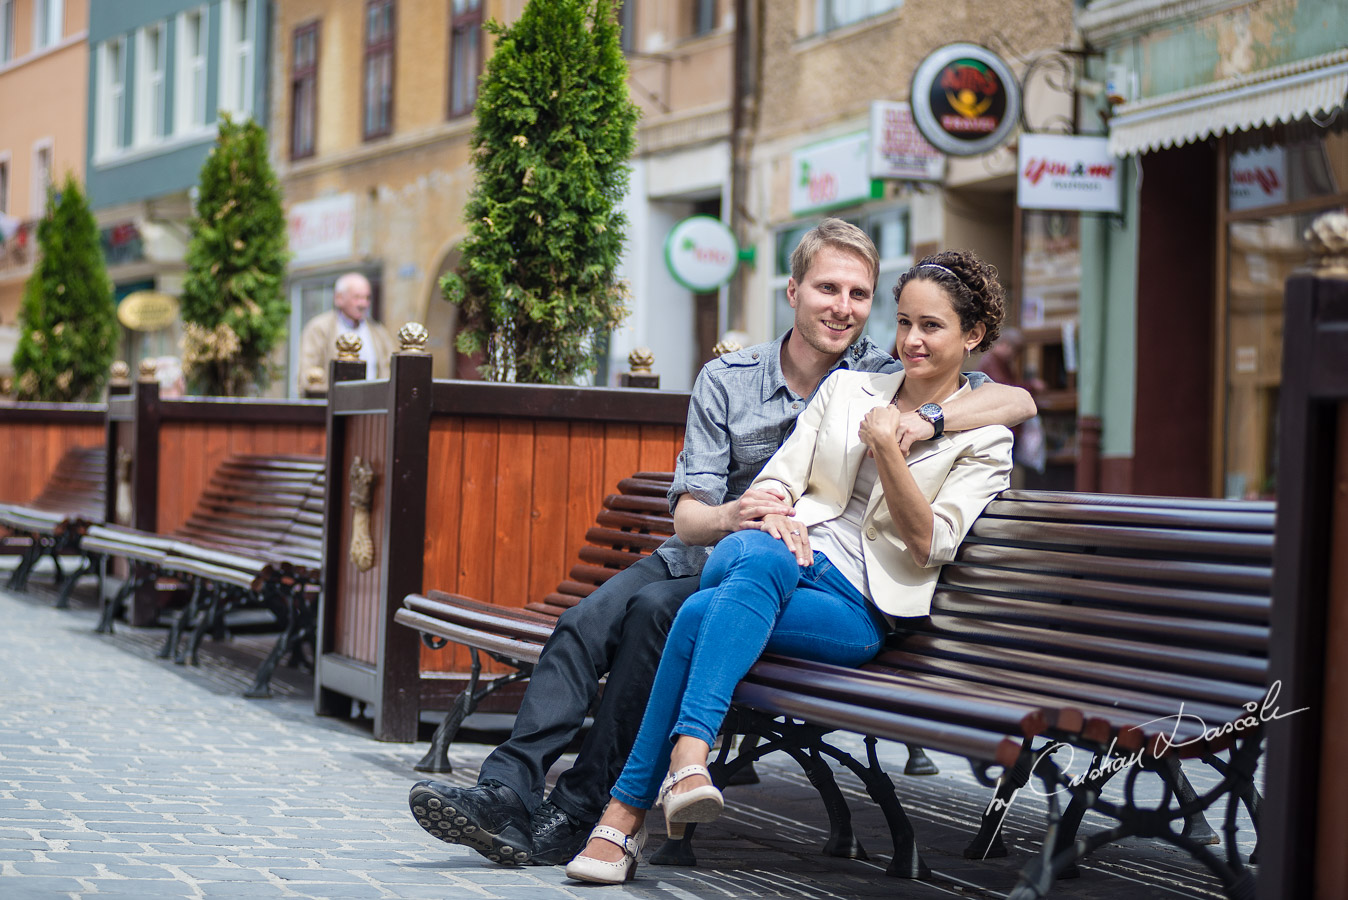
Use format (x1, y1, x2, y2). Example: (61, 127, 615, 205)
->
(655, 331, 990, 577)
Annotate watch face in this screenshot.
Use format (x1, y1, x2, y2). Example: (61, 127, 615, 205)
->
(918, 403, 943, 420)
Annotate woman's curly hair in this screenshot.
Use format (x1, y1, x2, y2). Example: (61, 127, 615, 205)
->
(893, 249, 1006, 353)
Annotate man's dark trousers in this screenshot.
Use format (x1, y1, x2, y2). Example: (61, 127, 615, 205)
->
(478, 553, 699, 823)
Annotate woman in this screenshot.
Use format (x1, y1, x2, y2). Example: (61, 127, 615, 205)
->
(565, 250, 1014, 884)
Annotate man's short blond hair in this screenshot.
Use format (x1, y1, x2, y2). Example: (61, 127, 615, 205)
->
(788, 218, 880, 290)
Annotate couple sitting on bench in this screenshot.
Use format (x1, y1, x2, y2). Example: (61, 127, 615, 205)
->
(409, 219, 1034, 880)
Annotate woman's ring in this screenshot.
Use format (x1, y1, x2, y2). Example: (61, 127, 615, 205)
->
(790, 530, 800, 536)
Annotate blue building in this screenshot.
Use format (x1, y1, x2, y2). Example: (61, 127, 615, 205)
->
(85, 0, 270, 370)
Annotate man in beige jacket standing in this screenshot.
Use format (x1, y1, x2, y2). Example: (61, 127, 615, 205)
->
(298, 272, 395, 390)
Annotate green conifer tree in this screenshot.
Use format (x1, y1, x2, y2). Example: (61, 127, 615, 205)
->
(442, 0, 638, 383)
(11, 175, 118, 401)
(180, 114, 290, 396)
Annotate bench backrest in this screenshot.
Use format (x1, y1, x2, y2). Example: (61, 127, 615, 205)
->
(870, 490, 1275, 753)
(25, 445, 106, 520)
(525, 472, 676, 618)
(172, 455, 326, 553)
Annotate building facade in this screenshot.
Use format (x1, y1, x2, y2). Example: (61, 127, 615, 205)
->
(1078, 0, 1348, 498)
(0, 0, 89, 382)
(84, 0, 271, 374)
(272, 0, 735, 392)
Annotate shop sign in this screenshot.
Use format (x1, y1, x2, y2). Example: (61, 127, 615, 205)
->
(1017, 135, 1121, 214)
(789, 132, 883, 216)
(868, 101, 945, 182)
(100, 221, 144, 267)
(117, 291, 180, 332)
(1228, 145, 1288, 212)
(665, 216, 739, 292)
(288, 194, 355, 265)
(910, 44, 1021, 157)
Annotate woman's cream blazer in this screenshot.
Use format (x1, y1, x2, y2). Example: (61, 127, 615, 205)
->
(751, 369, 1012, 618)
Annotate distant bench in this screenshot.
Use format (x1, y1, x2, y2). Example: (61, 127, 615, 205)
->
(80, 454, 326, 698)
(0, 445, 106, 606)
(398, 473, 1269, 898)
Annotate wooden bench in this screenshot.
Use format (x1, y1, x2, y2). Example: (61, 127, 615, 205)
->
(0, 445, 106, 605)
(398, 476, 1270, 898)
(80, 454, 326, 698)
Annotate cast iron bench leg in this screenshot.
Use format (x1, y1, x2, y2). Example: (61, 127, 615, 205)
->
(413, 648, 535, 773)
(181, 585, 225, 666)
(96, 569, 145, 634)
(904, 744, 940, 776)
(8, 539, 43, 591)
(55, 549, 97, 609)
(160, 580, 205, 659)
(856, 737, 930, 878)
(1160, 756, 1220, 845)
(246, 586, 301, 699)
(966, 736, 1043, 860)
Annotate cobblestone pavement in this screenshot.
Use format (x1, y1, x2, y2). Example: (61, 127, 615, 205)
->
(0, 573, 1257, 899)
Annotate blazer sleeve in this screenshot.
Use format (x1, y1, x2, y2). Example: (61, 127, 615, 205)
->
(925, 426, 1013, 566)
(750, 371, 845, 504)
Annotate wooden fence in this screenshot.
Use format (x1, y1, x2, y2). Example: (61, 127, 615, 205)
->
(315, 350, 690, 741)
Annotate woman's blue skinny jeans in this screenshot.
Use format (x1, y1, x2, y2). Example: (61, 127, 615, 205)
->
(610, 529, 888, 809)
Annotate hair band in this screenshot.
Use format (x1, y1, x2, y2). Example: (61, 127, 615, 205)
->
(917, 263, 957, 278)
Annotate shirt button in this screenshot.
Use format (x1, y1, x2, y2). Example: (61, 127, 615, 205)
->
(792, 402, 800, 409)
(752, 352, 760, 359)
(866, 526, 878, 540)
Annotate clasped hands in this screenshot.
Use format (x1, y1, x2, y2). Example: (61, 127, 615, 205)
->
(750, 407, 931, 565)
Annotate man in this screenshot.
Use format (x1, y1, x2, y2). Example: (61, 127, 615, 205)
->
(409, 220, 1036, 866)
(297, 272, 395, 390)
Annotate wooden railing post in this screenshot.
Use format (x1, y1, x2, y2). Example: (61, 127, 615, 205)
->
(127, 360, 162, 626)
(373, 324, 433, 741)
(314, 340, 375, 718)
(1262, 213, 1348, 899)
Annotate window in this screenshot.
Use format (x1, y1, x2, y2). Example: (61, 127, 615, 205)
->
(363, 0, 395, 138)
(32, 140, 53, 215)
(771, 206, 911, 352)
(290, 22, 319, 159)
(33, 0, 62, 50)
(219, 0, 255, 117)
(692, 0, 715, 36)
(816, 0, 902, 32)
(1, 0, 14, 63)
(618, 0, 635, 54)
(135, 24, 167, 145)
(448, 0, 481, 118)
(176, 8, 208, 133)
(96, 37, 127, 156)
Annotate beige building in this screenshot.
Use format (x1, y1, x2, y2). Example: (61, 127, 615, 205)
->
(0, 0, 89, 373)
(273, 0, 737, 391)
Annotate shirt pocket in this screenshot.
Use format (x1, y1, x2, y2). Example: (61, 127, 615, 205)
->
(732, 427, 782, 472)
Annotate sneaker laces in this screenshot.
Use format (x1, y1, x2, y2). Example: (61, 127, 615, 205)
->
(531, 801, 577, 835)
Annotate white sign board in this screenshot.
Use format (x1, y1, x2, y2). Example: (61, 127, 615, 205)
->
(288, 194, 356, 265)
(665, 216, 739, 292)
(1017, 134, 1121, 214)
(790, 132, 881, 216)
(1229, 145, 1288, 212)
(869, 101, 945, 182)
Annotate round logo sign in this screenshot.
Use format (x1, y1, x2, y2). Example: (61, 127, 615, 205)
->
(910, 44, 1021, 158)
(117, 291, 180, 332)
(664, 216, 739, 293)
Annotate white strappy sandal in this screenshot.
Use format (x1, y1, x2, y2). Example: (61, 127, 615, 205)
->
(564, 824, 647, 884)
(658, 764, 724, 838)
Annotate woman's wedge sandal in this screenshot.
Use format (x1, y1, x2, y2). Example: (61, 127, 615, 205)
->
(564, 824, 647, 884)
(658, 764, 724, 839)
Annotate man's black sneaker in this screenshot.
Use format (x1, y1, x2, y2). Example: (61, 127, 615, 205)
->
(528, 801, 594, 866)
(409, 780, 533, 866)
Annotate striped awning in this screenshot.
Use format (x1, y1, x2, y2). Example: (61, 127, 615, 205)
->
(1107, 49, 1348, 157)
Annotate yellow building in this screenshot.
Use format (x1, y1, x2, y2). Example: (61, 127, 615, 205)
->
(273, 0, 736, 390)
(0, 0, 89, 378)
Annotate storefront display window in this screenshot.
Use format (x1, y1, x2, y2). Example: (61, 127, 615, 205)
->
(1221, 128, 1348, 499)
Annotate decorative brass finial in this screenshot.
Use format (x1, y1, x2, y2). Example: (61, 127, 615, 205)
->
(628, 347, 655, 374)
(110, 360, 131, 385)
(138, 359, 158, 382)
(336, 332, 363, 361)
(1306, 211, 1348, 277)
(304, 367, 327, 391)
(713, 338, 743, 357)
(398, 322, 430, 354)
(0, 374, 12, 396)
